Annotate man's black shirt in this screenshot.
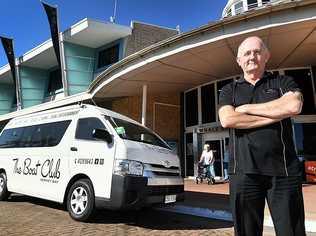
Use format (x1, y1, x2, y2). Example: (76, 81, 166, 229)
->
(219, 72, 302, 176)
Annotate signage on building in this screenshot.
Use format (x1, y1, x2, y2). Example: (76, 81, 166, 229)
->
(196, 126, 224, 133)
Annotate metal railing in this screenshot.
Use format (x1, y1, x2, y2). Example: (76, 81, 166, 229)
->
(223, 0, 279, 17)
(247, 2, 259, 10)
(235, 6, 244, 15)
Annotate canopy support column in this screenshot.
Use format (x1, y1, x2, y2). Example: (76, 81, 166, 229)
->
(141, 84, 147, 126)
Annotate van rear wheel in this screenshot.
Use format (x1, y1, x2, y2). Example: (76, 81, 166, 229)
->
(0, 172, 10, 201)
(67, 179, 95, 222)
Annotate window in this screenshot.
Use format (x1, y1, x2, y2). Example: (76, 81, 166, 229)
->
(47, 69, 63, 95)
(31, 121, 71, 147)
(234, 1, 244, 15)
(0, 120, 71, 148)
(247, 0, 258, 9)
(109, 117, 170, 149)
(75, 118, 106, 140)
(226, 8, 232, 17)
(185, 89, 198, 127)
(97, 44, 119, 69)
(217, 78, 233, 103)
(294, 123, 316, 161)
(19, 126, 36, 147)
(201, 84, 216, 123)
(284, 69, 316, 115)
(0, 127, 23, 148)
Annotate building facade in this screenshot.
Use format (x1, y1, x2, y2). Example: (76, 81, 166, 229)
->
(0, 19, 178, 115)
(1, 0, 316, 178)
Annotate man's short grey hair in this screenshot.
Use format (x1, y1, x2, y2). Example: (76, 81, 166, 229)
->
(237, 36, 269, 58)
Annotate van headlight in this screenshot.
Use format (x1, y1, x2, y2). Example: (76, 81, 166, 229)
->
(114, 159, 144, 176)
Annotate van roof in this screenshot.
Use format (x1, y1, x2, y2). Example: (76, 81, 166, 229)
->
(6, 104, 142, 128)
(86, 105, 141, 125)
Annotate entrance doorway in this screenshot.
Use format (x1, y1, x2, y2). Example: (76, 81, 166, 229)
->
(204, 140, 222, 177)
(202, 132, 229, 178)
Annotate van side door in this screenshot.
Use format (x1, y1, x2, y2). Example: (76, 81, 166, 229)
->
(69, 117, 115, 199)
(28, 120, 72, 201)
(3, 120, 71, 201)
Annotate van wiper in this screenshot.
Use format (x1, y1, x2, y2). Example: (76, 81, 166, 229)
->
(122, 137, 154, 145)
(139, 140, 154, 145)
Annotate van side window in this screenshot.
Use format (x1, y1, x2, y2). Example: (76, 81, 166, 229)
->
(0, 127, 23, 148)
(75, 118, 106, 140)
(30, 121, 71, 147)
(19, 126, 35, 147)
(0, 120, 71, 148)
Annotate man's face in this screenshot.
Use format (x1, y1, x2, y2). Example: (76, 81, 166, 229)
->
(237, 38, 270, 77)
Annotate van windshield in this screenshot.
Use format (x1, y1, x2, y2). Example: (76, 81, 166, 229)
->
(107, 117, 170, 150)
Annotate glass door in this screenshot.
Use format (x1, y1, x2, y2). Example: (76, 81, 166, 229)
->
(202, 132, 229, 178)
(204, 140, 223, 177)
(185, 133, 194, 176)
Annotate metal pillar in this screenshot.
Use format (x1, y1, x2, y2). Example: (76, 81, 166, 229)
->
(193, 130, 202, 177)
(141, 84, 147, 126)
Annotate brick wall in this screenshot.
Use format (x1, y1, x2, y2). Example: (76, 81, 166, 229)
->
(111, 96, 142, 122)
(111, 93, 181, 141)
(124, 22, 178, 57)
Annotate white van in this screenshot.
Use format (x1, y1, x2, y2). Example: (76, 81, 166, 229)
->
(0, 104, 184, 221)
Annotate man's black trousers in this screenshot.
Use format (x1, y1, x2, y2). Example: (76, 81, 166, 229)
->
(230, 174, 306, 236)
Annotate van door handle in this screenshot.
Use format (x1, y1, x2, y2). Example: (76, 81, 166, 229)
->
(70, 147, 78, 151)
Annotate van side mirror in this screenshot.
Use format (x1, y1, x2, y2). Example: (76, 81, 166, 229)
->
(92, 129, 113, 143)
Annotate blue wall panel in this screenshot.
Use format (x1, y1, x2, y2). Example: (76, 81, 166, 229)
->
(64, 42, 95, 96)
(20, 66, 49, 108)
(0, 84, 14, 115)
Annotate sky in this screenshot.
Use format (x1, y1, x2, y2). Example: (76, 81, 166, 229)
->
(0, 0, 227, 67)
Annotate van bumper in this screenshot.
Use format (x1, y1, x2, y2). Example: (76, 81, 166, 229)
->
(95, 174, 184, 210)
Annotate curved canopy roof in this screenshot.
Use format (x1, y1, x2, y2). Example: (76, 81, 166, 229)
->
(89, 0, 316, 100)
(1, 0, 315, 123)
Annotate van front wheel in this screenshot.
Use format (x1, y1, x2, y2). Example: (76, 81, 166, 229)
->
(67, 179, 95, 222)
(0, 172, 10, 201)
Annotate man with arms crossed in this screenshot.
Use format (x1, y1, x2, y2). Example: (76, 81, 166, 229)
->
(218, 36, 306, 236)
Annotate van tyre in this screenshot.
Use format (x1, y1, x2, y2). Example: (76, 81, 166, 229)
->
(0, 172, 10, 201)
(67, 179, 95, 222)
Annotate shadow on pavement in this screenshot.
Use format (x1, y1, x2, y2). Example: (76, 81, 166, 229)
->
(93, 208, 233, 230)
(8, 194, 65, 210)
(183, 191, 231, 211)
(7, 193, 233, 231)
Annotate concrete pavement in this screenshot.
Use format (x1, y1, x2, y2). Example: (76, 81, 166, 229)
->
(0, 194, 234, 236)
(0, 179, 315, 235)
(158, 179, 316, 235)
